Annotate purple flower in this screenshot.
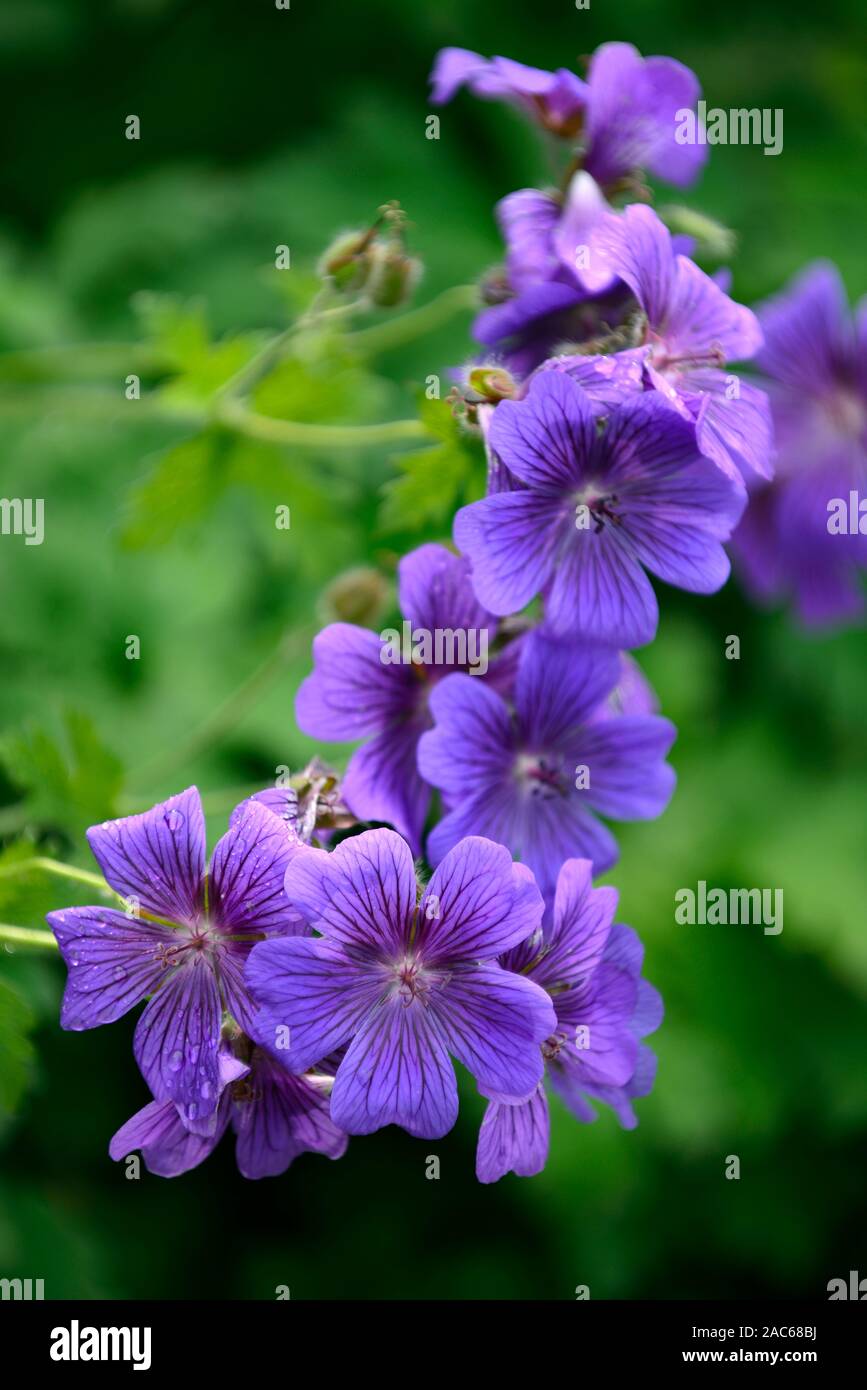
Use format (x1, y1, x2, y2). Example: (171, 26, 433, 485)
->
(246, 829, 557, 1139)
(454, 370, 746, 648)
(429, 49, 587, 136)
(731, 261, 867, 626)
(295, 543, 508, 854)
(580, 42, 706, 190)
(586, 203, 773, 484)
(417, 630, 676, 896)
(47, 787, 305, 1132)
(430, 43, 705, 190)
(476, 858, 662, 1182)
(109, 1042, 346, 1179)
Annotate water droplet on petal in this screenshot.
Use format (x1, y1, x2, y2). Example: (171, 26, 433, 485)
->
(164, 808, 185, 833)
(168, 1049, 183, 1073)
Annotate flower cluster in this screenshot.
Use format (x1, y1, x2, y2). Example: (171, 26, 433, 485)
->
(47, 38, 861, 1183)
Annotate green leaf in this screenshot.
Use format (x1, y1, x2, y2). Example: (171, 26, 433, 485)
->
(0, 712, 123, 842)
(0, 975, 36, 1115)
(120, 431, 233, 549)
(378, 398, 484, 535)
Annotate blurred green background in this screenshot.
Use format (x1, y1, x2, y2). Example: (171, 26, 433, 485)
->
(1, 0, 866, 1300)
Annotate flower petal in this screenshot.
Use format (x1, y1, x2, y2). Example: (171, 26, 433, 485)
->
(246, 935, 386, 1072)
(295, 622, 416, 741)
(431, 962, 555, 1099)
(281, 828, 416, 954)
(418, 835, 544, 961)
(133, 956, 222, 1129)
(210, 799, 306, 938)
(330, 998, 458, 1139)
(109, 1098, 225, 1178)
(232, 1058, 347, 1178)
(86, 786, 205, 924)
(577, 716, 677, 819)
(487, 370, 597, 490)
(47, 906, 174, 1031)
(342, 722, 431, 856)
(418, 671, 513, 803)
(453, 490, 561, 617)
(476, 1086, 550, 1183)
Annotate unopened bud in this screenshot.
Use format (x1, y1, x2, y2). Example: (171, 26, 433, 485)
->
(367, 244, 422, 308)
(319, 566, 390, 627)
(318, 230, 373, 293)
(468, 366, 518, 403)
(658, 205, 736, 262)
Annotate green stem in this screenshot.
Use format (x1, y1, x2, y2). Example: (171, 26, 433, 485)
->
(345, 283, 478, 356)
(0, 923, 59, 951)
(213, 398, 428, 448)
(0, 857, 116, 896)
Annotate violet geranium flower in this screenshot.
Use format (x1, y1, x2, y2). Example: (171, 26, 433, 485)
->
(47, 787, 305, 1132)
(429, 49, 587, 136)
(295, 543, 509, 854)
(585, 203, 773, 485)
(731, 261, 867, 626)
(246, 829, 557, 1139)
(454, 370, 746, 648)
(476, 858, 662, 1182)
(430, 43, 705, 190)
(110, 1042, 346, 1179)
(417, 630, 676, 896)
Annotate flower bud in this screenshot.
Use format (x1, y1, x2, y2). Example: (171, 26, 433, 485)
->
(318, 566, 390, 628)
(318, 230, 373, 293)
(468, 366, 518, 403)
(658, 205, 736, 263)
(366, 243, 423, 308)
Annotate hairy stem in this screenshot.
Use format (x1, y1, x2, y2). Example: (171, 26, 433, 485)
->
(0, 923, 59, 951)
(345, 283, 478, 355)
(0, 857, 115, 896)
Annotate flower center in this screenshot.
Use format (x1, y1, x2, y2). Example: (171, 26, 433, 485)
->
(515, 752, 569, 799)
(156, 921, 217, 968)
(394, 955, 431, 1006)
(825, 387, 867, 439)
(574, 485, 623, 534)
(647, 329, 725, 376)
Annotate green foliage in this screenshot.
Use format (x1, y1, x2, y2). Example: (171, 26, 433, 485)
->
(0, 975, 36, 1115)
(378, 397, 486, 535)
(0, 713, 123, 843)
(0, 0, 865, 1302)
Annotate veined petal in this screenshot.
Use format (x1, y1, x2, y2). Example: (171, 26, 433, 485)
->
(431, 963, 555, 1100)
(453, 490, 562, 617)
(231, 1058, 347, 1178)
(86, 786, 205, 925)
(476, 1086, 550, 1183)
(577, 717, 677, 820)
(246, 935, 386, 1072)
(281, 828, 416, 954)
(209, 799, 306, 938)
(133, 956, 222, 1129)
(330, 998, 458, 1139)
(418, 673, 514, 804)
(295, 622, 416, 741)
(487, 370, 597, 490)
(418, 836, 544, 962)
(109, 1098, 225, 1178)
(47, 907, 174, 1031)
